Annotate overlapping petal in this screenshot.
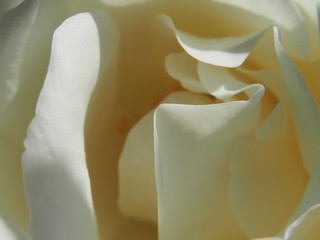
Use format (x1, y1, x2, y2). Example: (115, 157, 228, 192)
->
(274, 27, 320, 173)
(154, 84, 264, 239)
(118, 91, 215, 224)
(21, 11, 118, 240)
(0, 0, 70, 232)
(0, 216, 29, 240)
(160, 15, 268, 68)
(214, 0, 311, 60)
(229, 101, 308, 238)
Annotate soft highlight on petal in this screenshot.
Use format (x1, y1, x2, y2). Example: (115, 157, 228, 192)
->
(229, 102, 308, 238)
(21, 11, 117, 240)
(215, 0, 311, 59)
(274, 27, 320, 174)
(118, 91, 215, 224)
(160, 15, 268, 67)
(0, 217, 29, 240)
(155, 85, 264, 240)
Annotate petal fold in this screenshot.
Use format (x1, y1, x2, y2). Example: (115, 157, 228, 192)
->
(161, 15, 268, 67)
(274, 27, 320, 173)
(22, 11, 118, 240)
(154, 85, 263, 240)
(0, 217, 29, 240)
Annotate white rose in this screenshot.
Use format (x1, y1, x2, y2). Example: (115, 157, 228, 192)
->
(0, 0, 319, 240)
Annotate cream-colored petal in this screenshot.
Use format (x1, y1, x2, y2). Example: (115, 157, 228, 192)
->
(215, 0, 310, 60)
(0, 137, 28, 232)
(22, 11, 117, 240)
(161, 15, 268, 67)
(100, 0, 152, 6)
(0, 1, 93, 230)
(154, 85, 263, 240)
(0, 0, 41, 114)
(0, 217, 29, 240)
(165, 52, 206, 94)
(118, 110, 157, 224)
(0, 0, 23, 16)
(274, 27, 320, 174)
(292, 0, 320, 59)
(279, 157, 320, 235)
(284, 204, 320, 239)
(229, 102, 308, 238)
(118, 91, 215, 224)
(198, 62, 249, 100)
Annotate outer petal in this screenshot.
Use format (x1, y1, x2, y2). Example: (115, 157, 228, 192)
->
(229, 102, 308, 238)
(284, 204, 320, 239)
(22, 11, 117, 240)
(165, 52, 206, 94)
(274, 27, 320, 173)
(0, 0, 70, 232)
(0, 0, 22, 16)
(118, 91, 215, 224)
(160, 15, 268, 68)
(0, 216, 29, 240)
(215, 0, 310, 59)
(154, 85, 264, 240)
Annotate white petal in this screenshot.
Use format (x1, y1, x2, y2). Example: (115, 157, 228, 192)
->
(284, 204, 320, 239)
(198, 62, 249, 100)
(0, 0, 41, 113)
(154, 86, 263, 240)
(279, 157, 320, 235)
(100, 0, 152, 6)
(0, 137, 28, 232)
(274, 27, 320, 174)
(160, 15, 268, 67)
(215, 0, 311, 59)
(229, 102, 308, 238)
(0, 217, 29, 240)
(165, 52, 206, 94)
(118, 91, 215, 224)
(22, 11, 118, 240)
(0, 0, 23, 16)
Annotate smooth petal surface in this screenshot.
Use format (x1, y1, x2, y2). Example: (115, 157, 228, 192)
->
(119, 91, 215, 224)
(0, 137, 27, 232)
(0, 0, 41, 114)
(0, 0, 70, 232)
(21, 11, 117, 240)
(0, 217, 29, 240)
(280, 157, 320, 234)
(154, 85, 264, 240)
(274, 27, 320, 173)
(165, 52, 206, 94)
(161, 15, 268, 67)
(0, 0, 23, 16)
(284, 204, 320, 239)
(215, 0, 310, 59)
(229, 102, 308, 238)
(198, 62, 249, 100)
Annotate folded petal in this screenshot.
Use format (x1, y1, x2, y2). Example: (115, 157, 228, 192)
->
(161, 15, 268, 67)
(118, 91, 215, 224)
(0, 1, 89, 230)
(22, 11, 117, 240)
(155, 85, 264, 240)
(0, 216, 29, 240)
(0, 0, 22, 16)
(0, 137, 28, 232)
(229, 102, 308, 238)
(215, 0, 311, 59)
(274, 27, 320, 173)
(198, 62, 249, 100)
(284, 203, 320, 239)
(165, 52, 206, 94)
